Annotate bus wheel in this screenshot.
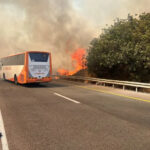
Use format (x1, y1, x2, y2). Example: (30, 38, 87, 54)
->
(14, 75, 18, 85)
(3, 73, 5, 81)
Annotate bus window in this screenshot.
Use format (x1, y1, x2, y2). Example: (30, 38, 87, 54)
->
(29, 53, 49, 62)
(1, 54, 25, 66)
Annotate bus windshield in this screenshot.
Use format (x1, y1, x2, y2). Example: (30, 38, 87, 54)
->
(29, 53, 49, 62)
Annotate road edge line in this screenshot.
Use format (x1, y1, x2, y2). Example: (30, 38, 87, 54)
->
(0, 110, 9, 150)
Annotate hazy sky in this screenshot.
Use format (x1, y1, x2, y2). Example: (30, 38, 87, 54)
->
(72, 0, 150, 30)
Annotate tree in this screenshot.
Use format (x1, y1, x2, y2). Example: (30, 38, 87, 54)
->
(87, 13, 150, 82)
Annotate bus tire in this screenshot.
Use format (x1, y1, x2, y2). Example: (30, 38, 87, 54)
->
(14, 75, 18, 85)
(3, 73, 5, 81)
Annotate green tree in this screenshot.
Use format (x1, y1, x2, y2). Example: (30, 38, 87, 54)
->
(87, 13, 150, 82)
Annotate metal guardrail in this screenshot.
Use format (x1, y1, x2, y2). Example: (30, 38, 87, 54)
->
(58, 75, 150, 93)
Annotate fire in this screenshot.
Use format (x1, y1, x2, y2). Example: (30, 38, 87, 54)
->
(57, 48, 87, 76)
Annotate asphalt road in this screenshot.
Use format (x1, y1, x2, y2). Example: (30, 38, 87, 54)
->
(0, 79, 150, 150)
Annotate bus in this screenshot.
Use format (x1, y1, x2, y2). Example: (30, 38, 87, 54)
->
(0, 51, 52, 84)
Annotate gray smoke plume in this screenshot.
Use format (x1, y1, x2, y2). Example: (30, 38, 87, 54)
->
(76, 0, 150, 28)
(0, 0, 94, 72)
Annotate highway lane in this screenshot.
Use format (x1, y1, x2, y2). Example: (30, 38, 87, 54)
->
(48, 80, 150, 128)
(0, 79, 150, 150)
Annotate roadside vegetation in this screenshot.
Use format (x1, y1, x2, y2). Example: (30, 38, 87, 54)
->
(87, 13, 150, 82)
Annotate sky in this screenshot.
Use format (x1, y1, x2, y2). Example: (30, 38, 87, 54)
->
(72, 0, 150, 30)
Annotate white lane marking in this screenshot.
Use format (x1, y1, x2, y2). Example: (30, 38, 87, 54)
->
(0, 110, 9, 150)
(54, 93, 80, 104)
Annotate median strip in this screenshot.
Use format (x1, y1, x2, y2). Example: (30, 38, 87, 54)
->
(0, 110, 9, 150)
(54, 93, 80, 104)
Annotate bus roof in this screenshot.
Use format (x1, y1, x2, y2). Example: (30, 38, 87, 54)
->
(0, 51, 51, 59)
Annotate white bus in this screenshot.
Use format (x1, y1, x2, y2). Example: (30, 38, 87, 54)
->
(0, 51, 52, 84)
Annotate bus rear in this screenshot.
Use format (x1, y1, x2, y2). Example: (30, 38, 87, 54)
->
(26, 51, 52, 83)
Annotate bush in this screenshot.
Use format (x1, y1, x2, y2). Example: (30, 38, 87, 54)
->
(87, 13, 150, 82)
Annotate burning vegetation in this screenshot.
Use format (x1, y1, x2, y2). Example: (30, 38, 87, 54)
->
(57, 48, 87, 76)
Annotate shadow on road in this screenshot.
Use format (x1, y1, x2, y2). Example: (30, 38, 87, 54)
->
(23, 82, 70, 88)
(0, 79, 70, 89)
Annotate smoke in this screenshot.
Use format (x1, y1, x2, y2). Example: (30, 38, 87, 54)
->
(76, 0, 150, 28)
(0, 0, 94, 72)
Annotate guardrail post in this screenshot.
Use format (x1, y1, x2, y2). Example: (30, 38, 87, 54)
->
(136, 87, 138, 92)
(123, 85, 125, 90)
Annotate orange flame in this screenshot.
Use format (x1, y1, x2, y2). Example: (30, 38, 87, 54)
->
(57, 48, 87, 76)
